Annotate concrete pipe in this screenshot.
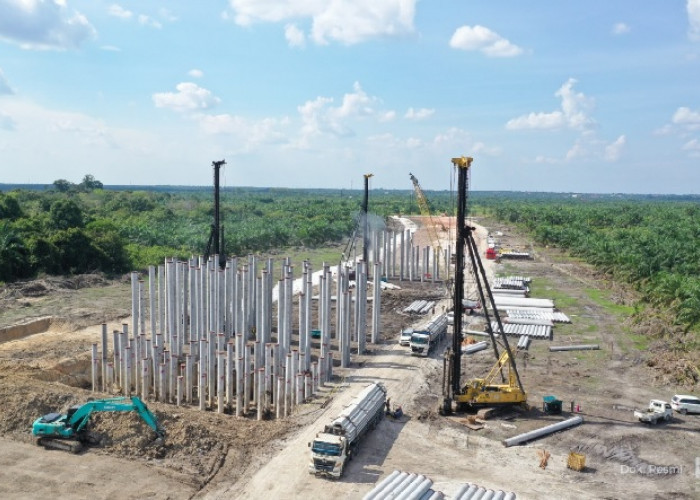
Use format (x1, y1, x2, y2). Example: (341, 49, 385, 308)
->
(549, 344, 600, 352)
(502, 416, 583, 447)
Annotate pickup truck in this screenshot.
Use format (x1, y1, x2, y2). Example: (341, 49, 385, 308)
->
(634, 400, 672, 424)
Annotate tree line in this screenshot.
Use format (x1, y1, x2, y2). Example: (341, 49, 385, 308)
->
(0, 180, 454, 283)
(481, 196, 700, 337)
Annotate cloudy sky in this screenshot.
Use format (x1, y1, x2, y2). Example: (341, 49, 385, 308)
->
(1, 1, 699, 193)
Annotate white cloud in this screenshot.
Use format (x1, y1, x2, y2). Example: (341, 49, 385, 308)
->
(379, 111, 396, 122)
(506, 111, 565, 130)
(612, 22, 630, 35)
(405, 107, 434, 120)
(672, 106, 700, 125)
(653, 124, 673, 136)
(227, 0, 416, 45)
(433, 127, 500, 156)
(100, 45, 121, 52)
(336, 82, 377, 117)
(152, 83, 221, 113)
(197, 114, 290, 150)
(534, 155, 560, 164)
(449, 25, 524, 57)
(109, 4, 163, 28)
(506, 78, 594, 130)
(138, 14, 162, 29)
(108, 4, 133, 19)
(0, 0, 96, 50)
(188, 69, 204, 78)
(682, 138, 700, 156)
(565, 138, 587, 161)
(295, 82, 383, 147)
(604, 135, 626, 161)
(689, 0, 700, 41)
(0, 68, 14, 95)
(285, 23, 306, 48)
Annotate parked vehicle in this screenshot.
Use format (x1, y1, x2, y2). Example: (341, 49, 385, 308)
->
(32, 396, 165, 453)
(308, 383, 386, 478)
(398, 328, 413, 346)
(634, 400, 672, 424)
(670, 395, 700, 414)
(410, 313, 448, 357)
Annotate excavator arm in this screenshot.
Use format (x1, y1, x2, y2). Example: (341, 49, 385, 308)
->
(67, 396, 164, 437)
(33, 396, 164, 453)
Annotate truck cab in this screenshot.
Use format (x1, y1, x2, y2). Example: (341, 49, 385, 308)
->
(410, 331, 432, 356)
(309, 433, 347, 478)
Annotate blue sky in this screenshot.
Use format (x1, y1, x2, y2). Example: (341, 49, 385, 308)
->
(1, 1, 699, 194)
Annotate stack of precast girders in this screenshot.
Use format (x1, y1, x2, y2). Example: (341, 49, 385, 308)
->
(403, 300, 436, 314)
(498, 250, 531, 259)
(493, 275, 530, 298)
(362, 470, 444, 500)
(453, 483, 517, 500)
(493, 276, 531, 289)
(505, 308, 571, 323)
(490, 321, 552, 340)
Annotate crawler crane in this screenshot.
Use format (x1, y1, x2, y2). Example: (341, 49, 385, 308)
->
(409, 172, 446, 278)
(441, 157, 527, 414)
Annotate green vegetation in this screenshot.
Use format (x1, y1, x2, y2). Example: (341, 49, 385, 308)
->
(0, 180, 456, 283)
(482, 196, 700, 335)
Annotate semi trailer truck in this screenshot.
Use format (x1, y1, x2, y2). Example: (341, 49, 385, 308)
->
(410, 313, 448, 357)
(309, 382, 387, 478)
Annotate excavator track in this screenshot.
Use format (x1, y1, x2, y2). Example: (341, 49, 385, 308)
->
(36, 437, 84, 454)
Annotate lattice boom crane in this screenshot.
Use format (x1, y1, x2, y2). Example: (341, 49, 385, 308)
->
(409, 172, 444, 276)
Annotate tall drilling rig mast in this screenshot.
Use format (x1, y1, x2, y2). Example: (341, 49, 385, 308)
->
(362, 173, 373, 264)
(441, 156, 526, 414)
(204, 159, 226, 265)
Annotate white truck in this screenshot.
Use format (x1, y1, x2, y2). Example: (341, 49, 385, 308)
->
(309, 383, 387, 478)
(410, 313, 448, 357)
(634, 399, 673, 424)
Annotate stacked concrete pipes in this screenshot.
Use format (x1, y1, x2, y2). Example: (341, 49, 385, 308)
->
(91, 251, 383, 420)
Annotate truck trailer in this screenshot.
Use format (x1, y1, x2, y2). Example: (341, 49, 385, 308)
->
(410, 313, 448, 357)
(309, 382, 387, 478)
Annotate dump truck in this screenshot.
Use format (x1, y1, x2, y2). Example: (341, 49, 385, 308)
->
(309, 382, 387, 478)
(410, 313, 448, 357)
(634, 399, 672, 424)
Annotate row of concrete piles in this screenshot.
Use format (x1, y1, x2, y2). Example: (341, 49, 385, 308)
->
(89, 228, 443, 420)
(386, 228, 449, 283)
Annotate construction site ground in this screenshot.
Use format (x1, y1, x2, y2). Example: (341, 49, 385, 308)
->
(0, 217, 698, 499)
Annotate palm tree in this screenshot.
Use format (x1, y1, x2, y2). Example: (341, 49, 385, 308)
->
(0, 222, 27, 282)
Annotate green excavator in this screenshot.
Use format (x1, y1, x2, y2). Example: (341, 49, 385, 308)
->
(32, 396, 165, 453)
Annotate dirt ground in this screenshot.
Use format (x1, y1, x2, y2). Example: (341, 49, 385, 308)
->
(0, 217, 698, 499)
